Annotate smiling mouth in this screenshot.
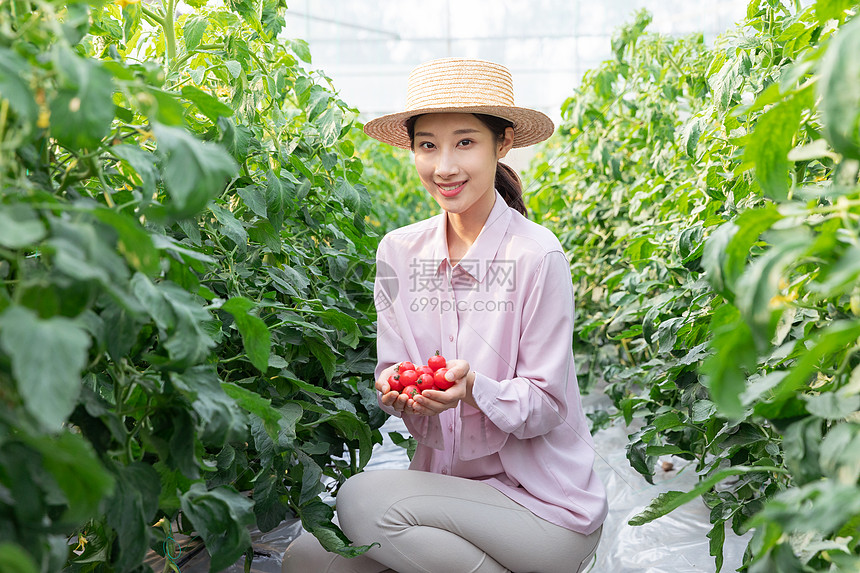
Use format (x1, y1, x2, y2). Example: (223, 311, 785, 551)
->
(437, 181, 466, 197)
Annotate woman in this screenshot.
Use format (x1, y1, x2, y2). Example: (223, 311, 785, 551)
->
(283, 58, 607, 573)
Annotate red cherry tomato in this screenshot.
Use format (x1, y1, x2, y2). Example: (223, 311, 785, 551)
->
(398, 361, 415, 373)
(398, 369, 419, 386)
(416, 365, 434, 377)
(428, 351, 446, 372)
(434, 368, 453, 390)
(387, 374, 404, 393)
(417, 373, 435, 392)
(402, 385, 419, 399)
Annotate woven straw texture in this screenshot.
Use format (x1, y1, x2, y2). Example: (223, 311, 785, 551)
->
(364, 58, 554, 149)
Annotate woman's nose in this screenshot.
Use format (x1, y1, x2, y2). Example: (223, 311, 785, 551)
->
(435, 149, 459, 177)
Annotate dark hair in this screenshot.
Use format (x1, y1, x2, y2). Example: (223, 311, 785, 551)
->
(406, 113, 528, 218)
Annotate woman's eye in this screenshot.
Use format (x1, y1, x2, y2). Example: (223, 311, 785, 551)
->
(458, 139, 473, 147)
(418, 141, 435, 149)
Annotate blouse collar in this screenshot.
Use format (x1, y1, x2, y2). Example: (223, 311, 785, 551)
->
(431, 189, 513, 283)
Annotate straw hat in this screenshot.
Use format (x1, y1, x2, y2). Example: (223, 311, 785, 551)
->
(363, 58, 554, 149)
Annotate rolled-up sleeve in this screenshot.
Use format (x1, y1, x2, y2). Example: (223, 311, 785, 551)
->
(470, 251, 573, 440)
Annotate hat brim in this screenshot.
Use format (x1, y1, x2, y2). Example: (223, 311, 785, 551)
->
(363, 105, 555, 150)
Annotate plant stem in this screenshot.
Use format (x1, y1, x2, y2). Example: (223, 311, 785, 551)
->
(140, 5, 165, 27)
(163, 0, 177, 68)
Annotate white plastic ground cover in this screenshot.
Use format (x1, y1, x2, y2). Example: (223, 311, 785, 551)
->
(165, 393, 751, 572)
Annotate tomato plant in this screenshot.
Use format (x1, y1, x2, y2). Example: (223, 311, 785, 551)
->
(0, 0, 424, 570)
(527, 2, 860, 570)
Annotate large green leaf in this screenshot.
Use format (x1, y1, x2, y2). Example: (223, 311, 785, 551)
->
(180, 483, 254, 572)
(48, 46, 114, 150)
(221, 296, 271, 373)
(22, 431, 116, 523)
(0, 205, 46, 249)
(744, 97, 802, 200)
(152, 122, 239, 219)
(105, 463, 160, 572)
(182, 85, 234, 122)
(0, 543, 38, 573)
(0, 48, 37, 126)
(221, 382, 282, 437)
(0, 305, 91, 432)
(171, 366, 247, 445)
(818, 14, 860, 159)
(629, 465, 788, 526)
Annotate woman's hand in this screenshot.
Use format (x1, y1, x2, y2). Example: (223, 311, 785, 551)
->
(410, 359, 477, 416)
(375, 364, 412, 415)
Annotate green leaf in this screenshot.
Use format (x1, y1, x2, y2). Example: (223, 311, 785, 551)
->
(815, 0, 854, 23)
(819, 423, 860, 483)
(253, 473, 289, 533)
(131, 273, 215, 367)
(723, 205, 783, 289)
(316, 105, 343, 147)
(388, 431, 417, 460)
(334, 178, 360, 212)
(225, 59, 243, 78)
(734, 233, 808, 345)
(707, 520, 726, 573)
(222, 296, 271, 373)
(307, 337, 336, 382)
(290, 39, 312, 63)
(180, 483, 254, 572)
(221, 382, 282, 437)
(105, 463, 160, 572)
(0, 205, 46, 248)
(183, 14, 209, 51)
(744, 97, 802, 200)
(0, 48, 38, 126)
(701, 305, 756, 419)
(171, 366, 247, 445)
(153, 122, 238, 219)
(818, 15, 860, 159)
(757, 322, 860, 417)
(0, 543, 39, 573)
(182, 85, 234, 122)
(91, 207, 160, 275)
(0, 305, 91, 432)
(208, 204, 248, 251)
(803, 393, 860, 420)
(143, 87, 186, 126)
(111, 143, 159, 195)
(295, 497, 375, 558)
(22, 431, 116, 523)
(122, 1, 141, 42)
(629, 465, 787, 526)
(237, 185, 268, 218)
(679, 115, 706, 159)
(49, 47, 114, 150)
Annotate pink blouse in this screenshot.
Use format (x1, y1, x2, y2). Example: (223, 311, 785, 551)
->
(373, 191, 608, 535)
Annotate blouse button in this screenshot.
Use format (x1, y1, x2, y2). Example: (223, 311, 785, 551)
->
(448, 335, 454, 342)
(441, 468, 448, 475)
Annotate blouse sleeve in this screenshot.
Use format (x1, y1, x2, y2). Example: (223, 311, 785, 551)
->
(373, 236, 445, 449)
(467, 250, 575, 442)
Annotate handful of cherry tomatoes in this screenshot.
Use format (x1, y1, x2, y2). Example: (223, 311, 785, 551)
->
(387, 352, 452, 399)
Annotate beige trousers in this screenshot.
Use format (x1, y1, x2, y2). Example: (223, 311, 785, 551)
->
(282, 469, 602, 573)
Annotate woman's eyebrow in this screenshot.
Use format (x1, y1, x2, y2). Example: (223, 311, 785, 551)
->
(414, 128, 481, 137)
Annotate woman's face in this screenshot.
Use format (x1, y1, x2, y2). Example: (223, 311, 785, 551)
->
(412, 113, 513, 219)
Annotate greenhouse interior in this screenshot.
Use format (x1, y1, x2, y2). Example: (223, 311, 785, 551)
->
(0, 0, 859, 572)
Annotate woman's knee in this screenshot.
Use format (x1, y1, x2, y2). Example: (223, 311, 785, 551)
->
(336, 470, 401, 542)
(282, 531, 334, 573)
